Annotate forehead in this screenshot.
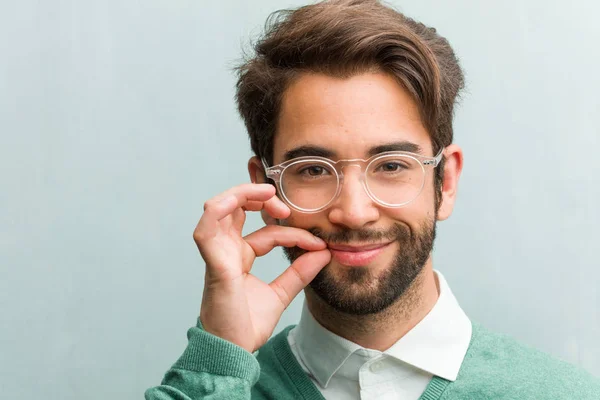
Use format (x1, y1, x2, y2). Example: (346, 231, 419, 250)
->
(273, 72, 431, 163)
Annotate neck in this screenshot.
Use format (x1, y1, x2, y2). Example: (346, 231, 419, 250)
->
(305, 259, 439, 351)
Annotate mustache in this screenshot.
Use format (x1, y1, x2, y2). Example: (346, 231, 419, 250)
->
(308, 223, 411, 244)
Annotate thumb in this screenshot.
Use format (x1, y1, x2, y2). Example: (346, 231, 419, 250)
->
(268, 249, 331, 308)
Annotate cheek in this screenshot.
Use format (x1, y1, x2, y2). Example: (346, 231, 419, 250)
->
(419, 175, 439, 216)
(384, 184, 437, 222)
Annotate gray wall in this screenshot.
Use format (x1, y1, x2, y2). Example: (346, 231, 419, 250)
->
(1, 0, 598, 398)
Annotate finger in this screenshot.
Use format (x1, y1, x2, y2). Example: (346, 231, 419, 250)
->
(242, 196, 290, 218)
(242, 200, 266, 212)
(210, 183, 274, 205)
(198, 184, 276, 235)
(231, 207, 246, 233)
(244, 226, 327, 257)
(261, 195, 291, 220)
(269, 249, 331, 308)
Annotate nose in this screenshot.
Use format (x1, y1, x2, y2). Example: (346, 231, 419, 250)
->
(327, 165, 380, 230)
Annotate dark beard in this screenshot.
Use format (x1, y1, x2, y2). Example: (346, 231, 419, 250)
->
(283, 219, 436, 315)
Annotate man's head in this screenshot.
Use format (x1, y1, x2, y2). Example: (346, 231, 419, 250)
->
(238, 0, 465, 315)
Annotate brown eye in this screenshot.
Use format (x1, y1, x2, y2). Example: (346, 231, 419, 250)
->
(299, 165, 329, 176)
(376, 161, 407, 173)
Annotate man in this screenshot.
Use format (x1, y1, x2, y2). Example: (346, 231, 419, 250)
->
(146, 1, 600, 399)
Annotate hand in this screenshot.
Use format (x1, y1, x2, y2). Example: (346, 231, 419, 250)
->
(194, 183, 331, 353)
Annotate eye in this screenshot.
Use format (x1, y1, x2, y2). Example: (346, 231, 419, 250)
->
(376, 161, 407, 172)
(298, 165, 330, 176)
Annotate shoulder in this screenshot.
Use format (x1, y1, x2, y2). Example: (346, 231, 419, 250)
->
(443, 322, 600, 399)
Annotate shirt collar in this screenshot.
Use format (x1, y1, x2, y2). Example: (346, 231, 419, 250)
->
(293, 270, 472, 387)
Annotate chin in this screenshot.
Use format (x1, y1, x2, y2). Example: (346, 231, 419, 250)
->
(320, 258, 389, 289)
(307, 245, 428, 315)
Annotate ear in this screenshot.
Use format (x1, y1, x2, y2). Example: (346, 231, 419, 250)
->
(248, 156, 279, 226)
(436, 144, 463, 221)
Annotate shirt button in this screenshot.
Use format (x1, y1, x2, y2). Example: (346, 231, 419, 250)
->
(370, 361, 384, 372)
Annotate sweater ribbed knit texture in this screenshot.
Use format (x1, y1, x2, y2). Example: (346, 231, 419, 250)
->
(145, 321, 600, 399)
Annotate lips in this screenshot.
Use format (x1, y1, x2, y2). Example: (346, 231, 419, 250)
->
(327, 242, 392, 266)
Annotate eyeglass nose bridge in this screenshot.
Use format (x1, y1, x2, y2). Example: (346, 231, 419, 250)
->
(334, 158, 369, 175)
(338, 161, 364, 174)
(330, 159, 373, 206)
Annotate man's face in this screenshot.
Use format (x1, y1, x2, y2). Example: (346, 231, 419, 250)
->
(271, 72, 439, 315)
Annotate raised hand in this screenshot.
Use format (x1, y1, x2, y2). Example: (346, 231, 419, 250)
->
(194, 183, 331, 353)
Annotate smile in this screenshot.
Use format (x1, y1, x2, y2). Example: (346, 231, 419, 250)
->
(327, 242, 392, 266)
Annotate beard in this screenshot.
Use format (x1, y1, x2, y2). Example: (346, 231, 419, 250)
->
(283, 218, 436, 315)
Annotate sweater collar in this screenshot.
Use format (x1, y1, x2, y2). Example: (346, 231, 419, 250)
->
(293, 270, 472, 388)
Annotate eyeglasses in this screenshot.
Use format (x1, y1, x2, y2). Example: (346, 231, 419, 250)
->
(262, 149, 444, 213)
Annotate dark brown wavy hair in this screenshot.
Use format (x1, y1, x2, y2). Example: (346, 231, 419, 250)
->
(235, 0, 465, 203)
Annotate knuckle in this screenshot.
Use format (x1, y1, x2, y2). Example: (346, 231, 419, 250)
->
(271, 281, 292, 306)
(290, 265, 307, 285)
(203, 199, 218, 212)
(193, 229, 208, 244)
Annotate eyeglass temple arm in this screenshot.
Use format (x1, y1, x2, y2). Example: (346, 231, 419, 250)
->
(261, 157, 269, 169)
(261, 157, 280, 180)
(423, 148, 445, 167)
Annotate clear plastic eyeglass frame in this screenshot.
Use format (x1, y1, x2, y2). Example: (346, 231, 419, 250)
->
(261, 148, 444, 213)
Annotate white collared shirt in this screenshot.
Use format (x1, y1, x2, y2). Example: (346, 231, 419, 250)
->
(287, 270, 472, 400)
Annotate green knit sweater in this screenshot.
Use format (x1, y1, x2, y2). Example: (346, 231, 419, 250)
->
(145, 320, 600, 399)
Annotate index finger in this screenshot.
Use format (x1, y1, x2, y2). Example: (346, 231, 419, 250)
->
(199, 184, 281, 229)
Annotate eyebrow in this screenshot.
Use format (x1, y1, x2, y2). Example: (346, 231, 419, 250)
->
(283, 145, 336, 161)
(282, 141, 424, 162)
(367, 141, 424, 157)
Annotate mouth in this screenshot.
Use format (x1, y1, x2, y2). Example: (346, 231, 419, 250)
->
(327, 242, 393, 266)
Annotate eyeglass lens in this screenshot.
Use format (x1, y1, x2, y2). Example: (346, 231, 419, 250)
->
(279, 155, 424, 211)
